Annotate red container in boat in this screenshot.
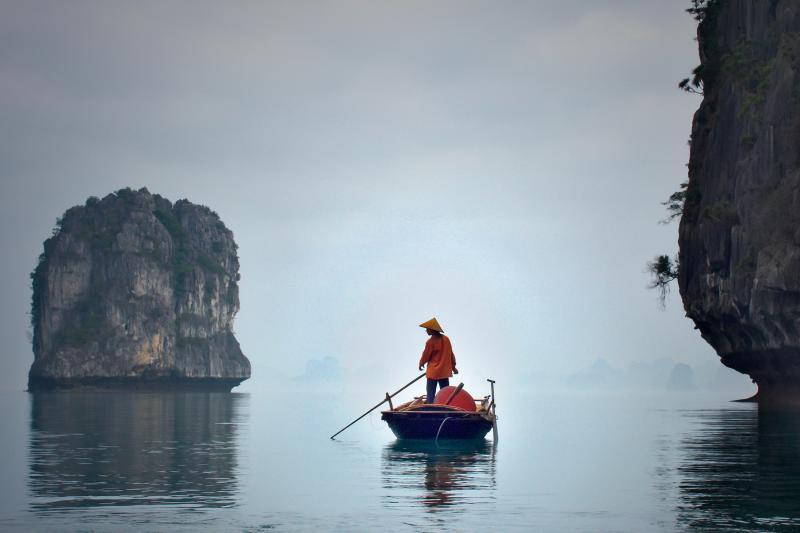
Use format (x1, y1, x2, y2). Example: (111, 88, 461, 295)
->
(433, 386, 476, 411)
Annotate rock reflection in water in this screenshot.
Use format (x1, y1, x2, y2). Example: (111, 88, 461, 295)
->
(382, 440, 496, 516)
(677, 406, 800, 531)
(28, 391, 246, 513)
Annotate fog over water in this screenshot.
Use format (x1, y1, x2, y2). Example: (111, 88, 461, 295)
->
(0, 1, 753, 396)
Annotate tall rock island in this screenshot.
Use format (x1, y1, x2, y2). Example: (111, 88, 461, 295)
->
(679, 1, 800, 401)
(29, 188, 250, 391)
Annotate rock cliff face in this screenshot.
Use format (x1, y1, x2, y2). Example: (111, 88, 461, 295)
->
(29, 188, 250, 391)
(679, 1, 800, 401)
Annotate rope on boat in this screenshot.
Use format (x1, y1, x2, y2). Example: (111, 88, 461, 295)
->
(435, 417, 452, 444)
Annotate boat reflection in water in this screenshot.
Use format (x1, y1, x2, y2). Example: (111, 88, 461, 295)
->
(676, 406, 800, 530)
(381, 439, 496, 521)
(28, 391, 246, 514)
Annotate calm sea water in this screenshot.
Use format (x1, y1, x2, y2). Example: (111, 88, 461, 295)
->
(1, 386, 800, 531)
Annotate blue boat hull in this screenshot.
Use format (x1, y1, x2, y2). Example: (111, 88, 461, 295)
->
(381, 406, 494, 440)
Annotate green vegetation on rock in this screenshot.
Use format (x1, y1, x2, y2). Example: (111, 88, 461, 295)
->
(679, 0, 722, 95)
(647, 255, 679, 307)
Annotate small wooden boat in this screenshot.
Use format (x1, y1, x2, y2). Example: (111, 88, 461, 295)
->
(330, 375, 497, 442)
(380, 382, 497, 441)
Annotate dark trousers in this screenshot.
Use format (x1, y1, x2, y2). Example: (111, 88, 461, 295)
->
(426, 378, 450, 403)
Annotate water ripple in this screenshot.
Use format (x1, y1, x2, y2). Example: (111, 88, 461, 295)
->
(676, 407, 800, 532)
(27, 391, 246, 515)
(381, 440, 496, 516)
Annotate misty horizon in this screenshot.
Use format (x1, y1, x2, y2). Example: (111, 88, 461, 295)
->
(1, 1, 735, 396)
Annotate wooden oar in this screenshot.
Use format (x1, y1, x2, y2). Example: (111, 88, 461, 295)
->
(443, 382, 464, 405)
(330, 372, 426, 440)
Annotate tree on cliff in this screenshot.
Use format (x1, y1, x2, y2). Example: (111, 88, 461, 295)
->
(648, 0, 715, 306)
(647, 255, 679, 307)
(648, 179, 699, 305)
(678, 0, 721, 96)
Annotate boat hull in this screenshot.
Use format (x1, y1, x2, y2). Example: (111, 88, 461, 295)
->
(381, 406, 494, 440)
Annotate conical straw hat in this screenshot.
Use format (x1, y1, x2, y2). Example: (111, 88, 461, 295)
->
(419, 317, 443, 333)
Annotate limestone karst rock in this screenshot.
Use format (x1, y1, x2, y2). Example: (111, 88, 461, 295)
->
(679, 1, 800, 401)
(28, 188, 250, 390)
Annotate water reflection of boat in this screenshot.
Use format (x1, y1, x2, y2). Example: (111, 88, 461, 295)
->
(675, 407, 800, 530)
(28, 391, 245, 512)
(382, 440, 496, 513)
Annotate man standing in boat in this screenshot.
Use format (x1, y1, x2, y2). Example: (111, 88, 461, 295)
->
(418, 317, 458, 403)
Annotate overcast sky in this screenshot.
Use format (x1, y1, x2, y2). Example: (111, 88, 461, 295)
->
(0, 1, 746, 393)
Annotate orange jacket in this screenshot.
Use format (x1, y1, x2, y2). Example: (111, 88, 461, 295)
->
(419, 334, 456, 379)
